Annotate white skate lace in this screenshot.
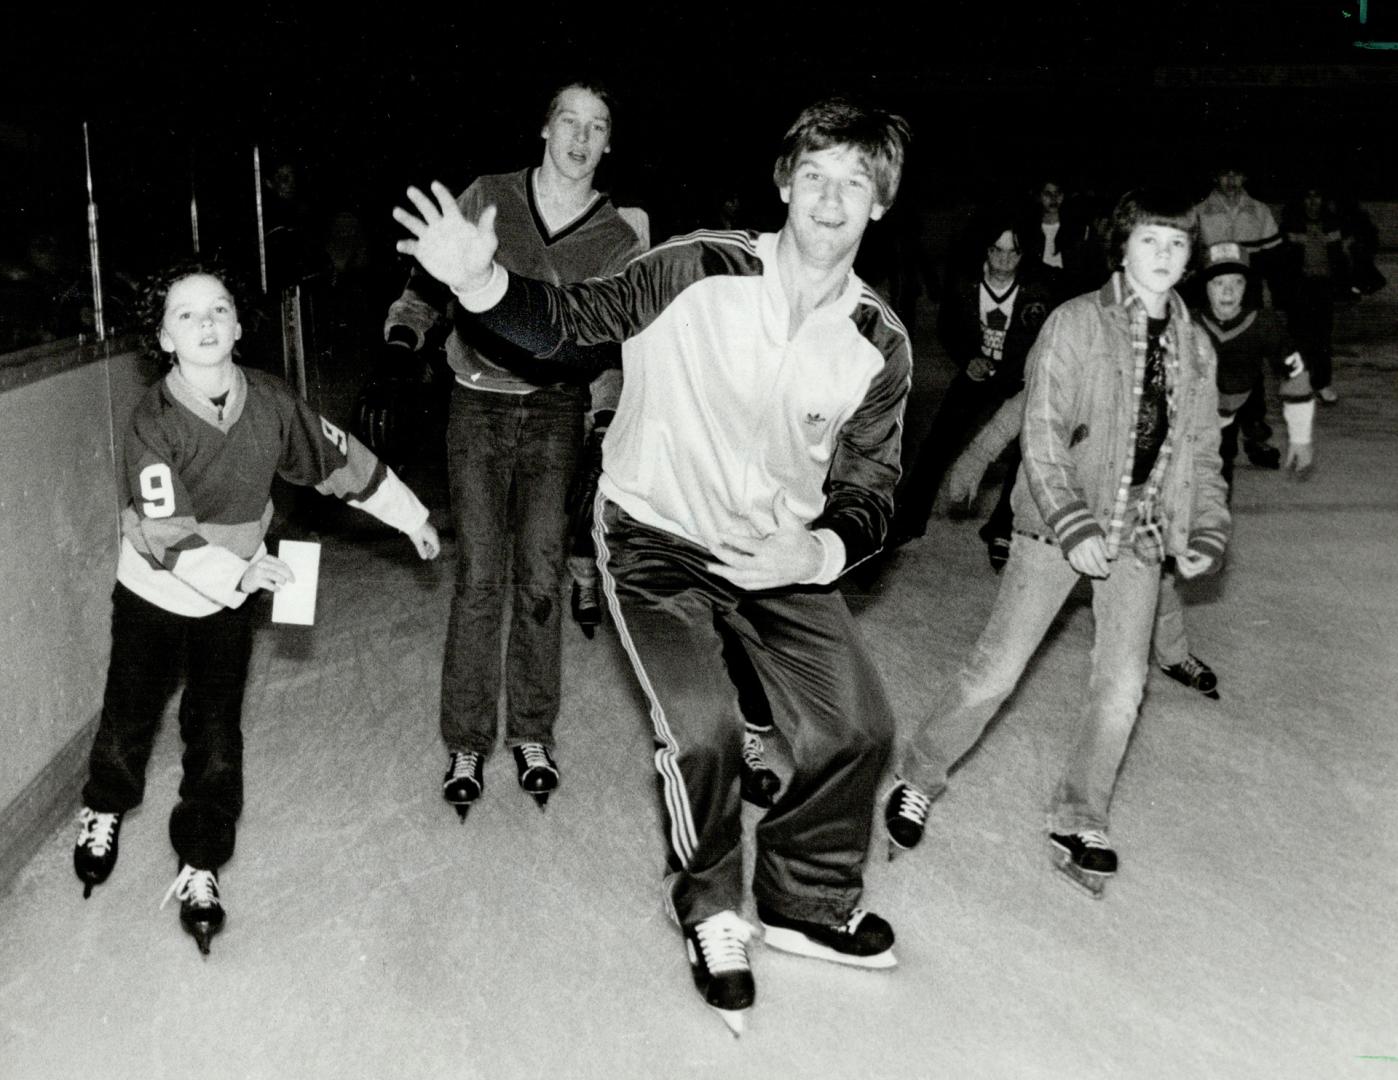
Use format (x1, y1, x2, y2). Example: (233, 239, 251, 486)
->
(445, 751, 483, 782)
(576, 580, 601, 607)
(516, 743, 557, 778)
(741, 732, 768, 771)
(1176, 655, 1208, 679)
(77, 808, 119, 856)
(159, 865, 220, 911)
(894, 784, 931, 825)
(1075, 830, 1111, 851)
(839, 909, 871, 935)
(694, 911, 755, 975)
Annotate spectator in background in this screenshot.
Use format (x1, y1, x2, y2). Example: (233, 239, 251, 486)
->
(1019, 177, 1094, 301)
(1191, 163, 1285, 466)
(891, 214, 1053, 569)
(1335, 192, 1386, 298)
(263, 160, 333, 290)
(1281, 184, 1348, 405)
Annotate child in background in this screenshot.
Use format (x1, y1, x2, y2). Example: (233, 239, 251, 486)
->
(73, 263, 440, 954)
(1282, 185, 1347, 404)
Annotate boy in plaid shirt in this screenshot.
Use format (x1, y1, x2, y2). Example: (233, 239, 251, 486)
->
(884, 189, 1230, 896)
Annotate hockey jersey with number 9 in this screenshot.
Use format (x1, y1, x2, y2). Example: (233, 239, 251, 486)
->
(117, 364, 429, 617)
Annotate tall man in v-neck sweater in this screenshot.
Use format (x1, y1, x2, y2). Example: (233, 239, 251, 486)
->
(385, 83, 644, 815)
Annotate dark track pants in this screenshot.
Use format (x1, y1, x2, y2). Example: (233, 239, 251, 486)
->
(82, 583, 255, 871)
(595, 499, 894, 929)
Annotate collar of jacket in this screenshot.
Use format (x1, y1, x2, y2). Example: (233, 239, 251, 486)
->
(165, 363, 248, 430)
(1096, 272, 1206, 376)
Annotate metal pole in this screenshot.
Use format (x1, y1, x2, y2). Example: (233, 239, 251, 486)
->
(253, 144, 267, 293)
(190, 146, 201, 255)
(82, 122, 105, 341)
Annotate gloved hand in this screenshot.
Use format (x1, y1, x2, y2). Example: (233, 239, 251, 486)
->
(966, 355, 997, 382)
(1285, 441, 1314, 477)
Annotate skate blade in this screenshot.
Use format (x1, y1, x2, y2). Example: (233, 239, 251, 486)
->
(712, 1006, 746, 1036)
(1204, 689, 1221, 701)
(452, 804, 470, 823)
(761, 926, 898, 970)
(529, 792, 551, 811)
(1051, 856, 1109, 899)
(82, 882, 94, 899)
(886, 834, 921, 861)
(187, 922, 219, 956)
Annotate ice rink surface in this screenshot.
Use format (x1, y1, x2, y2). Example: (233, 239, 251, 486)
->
(2, 270, 1395, 1079)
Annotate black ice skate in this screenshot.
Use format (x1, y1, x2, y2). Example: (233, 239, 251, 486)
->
(1049, 830, 1118, 899)
(73, 807, 123, 899)
(978, 522, 1012, 574)
(570, 579, 603, 639)
(883, 781, 931, 859)
(739, 728, 781, 809)
(1160, 654, 1219, 700)
(1242, 438, 1281, 469)
(684, 910, 756, 1036)
(162, 864, 225, 956)
(512, 743, 559, 810)
(757, 904, 897, 970)
(442, 750, 484, 822)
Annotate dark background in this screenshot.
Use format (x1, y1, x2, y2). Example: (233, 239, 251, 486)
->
(5, 2, 1398, 326)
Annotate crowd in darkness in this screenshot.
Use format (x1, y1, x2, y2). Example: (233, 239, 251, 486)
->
(3, 0, 1397, 354)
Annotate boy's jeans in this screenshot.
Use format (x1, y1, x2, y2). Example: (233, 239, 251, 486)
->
(899, 531, 1161, 834)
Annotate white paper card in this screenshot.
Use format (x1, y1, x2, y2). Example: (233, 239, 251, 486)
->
(271, 540, 321, 625)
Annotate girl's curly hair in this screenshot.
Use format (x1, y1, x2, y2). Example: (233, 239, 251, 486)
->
(136, 258, 247, 361)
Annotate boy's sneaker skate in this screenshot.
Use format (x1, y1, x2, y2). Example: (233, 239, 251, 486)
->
(883, 781, 931, 856)
(442, 750, 484, 822)
(1160, 654, 1219, 699)
(757, 904, 896, 969)
(74, 807, 123, 899)
(1049, 830, 1117, 899)
(513, 743, 559, 810)
(985, 535, 1011, 573)
(161, 864, 225, 956)
(684, 910, 756, 1036)
(739, 729, 781, 809)
(571, 579, 603, 639)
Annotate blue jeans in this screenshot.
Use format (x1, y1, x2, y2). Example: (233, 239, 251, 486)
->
(439, 382, 584, 754)
(1151, 569, 1188, 670)
(899, 530, 1162, 834)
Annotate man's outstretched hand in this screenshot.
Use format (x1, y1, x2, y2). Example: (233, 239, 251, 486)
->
(392, 181, 499, 294)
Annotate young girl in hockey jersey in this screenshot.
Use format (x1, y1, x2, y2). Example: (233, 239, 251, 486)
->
(73, 263, 440, 953)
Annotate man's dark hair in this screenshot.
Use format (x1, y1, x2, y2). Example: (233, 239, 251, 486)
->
(1108, 188, 1197, 269)
(771, 97, 911, 209)
(976, 215, 1025, 255)
(542, 80, 617, 130)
